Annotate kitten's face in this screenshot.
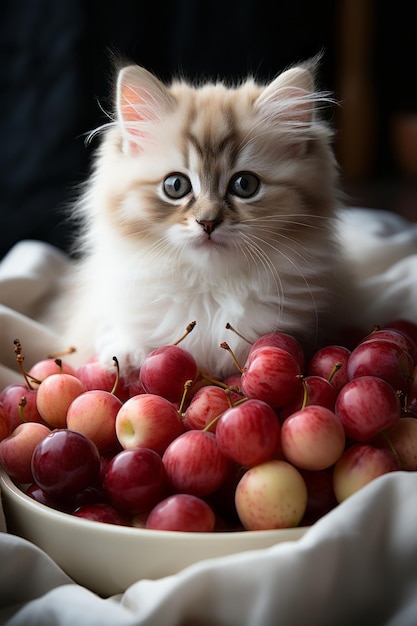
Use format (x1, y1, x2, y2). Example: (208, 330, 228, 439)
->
(94, 65, 336, 274)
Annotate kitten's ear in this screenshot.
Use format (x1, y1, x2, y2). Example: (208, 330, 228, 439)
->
(255, 66, 315, 126)
(116, 65, 174, 152)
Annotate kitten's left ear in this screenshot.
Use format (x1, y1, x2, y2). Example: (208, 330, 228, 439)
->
(116, 65, 174, 152)
(255, 66, 315, 126)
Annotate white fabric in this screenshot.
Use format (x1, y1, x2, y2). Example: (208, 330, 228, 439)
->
(1, 207, 417, 625)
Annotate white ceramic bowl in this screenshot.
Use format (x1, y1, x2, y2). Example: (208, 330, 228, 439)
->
(0, 469, 308, 596)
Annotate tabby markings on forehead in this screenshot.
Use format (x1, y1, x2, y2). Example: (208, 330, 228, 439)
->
(183, 100, 239, 161)
(185, 129, 240, 162)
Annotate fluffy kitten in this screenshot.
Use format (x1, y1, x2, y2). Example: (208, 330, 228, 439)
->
(58, 60, 349, 380)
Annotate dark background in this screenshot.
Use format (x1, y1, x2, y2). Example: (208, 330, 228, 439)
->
(1, 0, 416, 259)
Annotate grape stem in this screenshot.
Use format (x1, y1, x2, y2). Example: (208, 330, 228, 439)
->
(110, 357, 120, 395)
(18, 397, 28, 422)
(300, 379, 308, 410)
(328, 362, 342, 384)
(220, 342, 245, 374)
(199, 372, 244, 398)
(13, 339, 41, 389)
(47, 346, 76, 359)
(380, 430, 402, 469)
(178, 379, 194, 416)
(225, 322, 252, 345)
(173, 321, 196, 346)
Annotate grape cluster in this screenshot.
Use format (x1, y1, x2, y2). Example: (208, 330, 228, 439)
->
(1, 318, 417, 532)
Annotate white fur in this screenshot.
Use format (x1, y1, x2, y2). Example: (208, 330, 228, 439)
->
(64, 218, 335, 378)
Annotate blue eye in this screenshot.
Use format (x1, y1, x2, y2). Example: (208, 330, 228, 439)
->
(163, 173, 192, 199)
(229, 172, 260, 198)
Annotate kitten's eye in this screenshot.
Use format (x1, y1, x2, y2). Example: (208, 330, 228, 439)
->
(228, 172, 260, 198)
(163, 173, 192, 199)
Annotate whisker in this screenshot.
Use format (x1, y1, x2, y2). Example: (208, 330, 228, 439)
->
(126, 234, 181, 284)
(237, 233, 285, 325)
(240, 213, 333, 227)
(241, 212, 333, 221)
(236, 235, 273, 291)
(247, 221, 327, 233)
(249, 230, 324, 281)
(242, 231, 321, 334)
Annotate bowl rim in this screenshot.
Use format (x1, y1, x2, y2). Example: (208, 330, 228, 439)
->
(0, 467, 310, 541)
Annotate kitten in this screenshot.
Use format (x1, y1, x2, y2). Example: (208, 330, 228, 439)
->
(56, 60, 350, 380)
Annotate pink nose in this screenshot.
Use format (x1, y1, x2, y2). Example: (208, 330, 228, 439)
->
(197, 219, 222, 235)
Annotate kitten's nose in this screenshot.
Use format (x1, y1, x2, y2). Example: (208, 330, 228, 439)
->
(197, 218, 222, 235)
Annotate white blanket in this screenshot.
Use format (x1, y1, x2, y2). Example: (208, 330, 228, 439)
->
(1, 207, 417, 625)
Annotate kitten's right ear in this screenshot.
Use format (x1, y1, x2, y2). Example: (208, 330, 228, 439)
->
(116, 65, 174, 152)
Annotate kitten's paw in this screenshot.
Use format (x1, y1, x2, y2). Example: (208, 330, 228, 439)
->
(96, 338, 148, 381)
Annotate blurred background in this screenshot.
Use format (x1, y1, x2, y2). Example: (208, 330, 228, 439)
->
(1, 0, 416, 259)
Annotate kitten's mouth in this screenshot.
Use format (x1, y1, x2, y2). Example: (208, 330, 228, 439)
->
(193, 232, 226, 250)
(205, 228, 226, 243)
